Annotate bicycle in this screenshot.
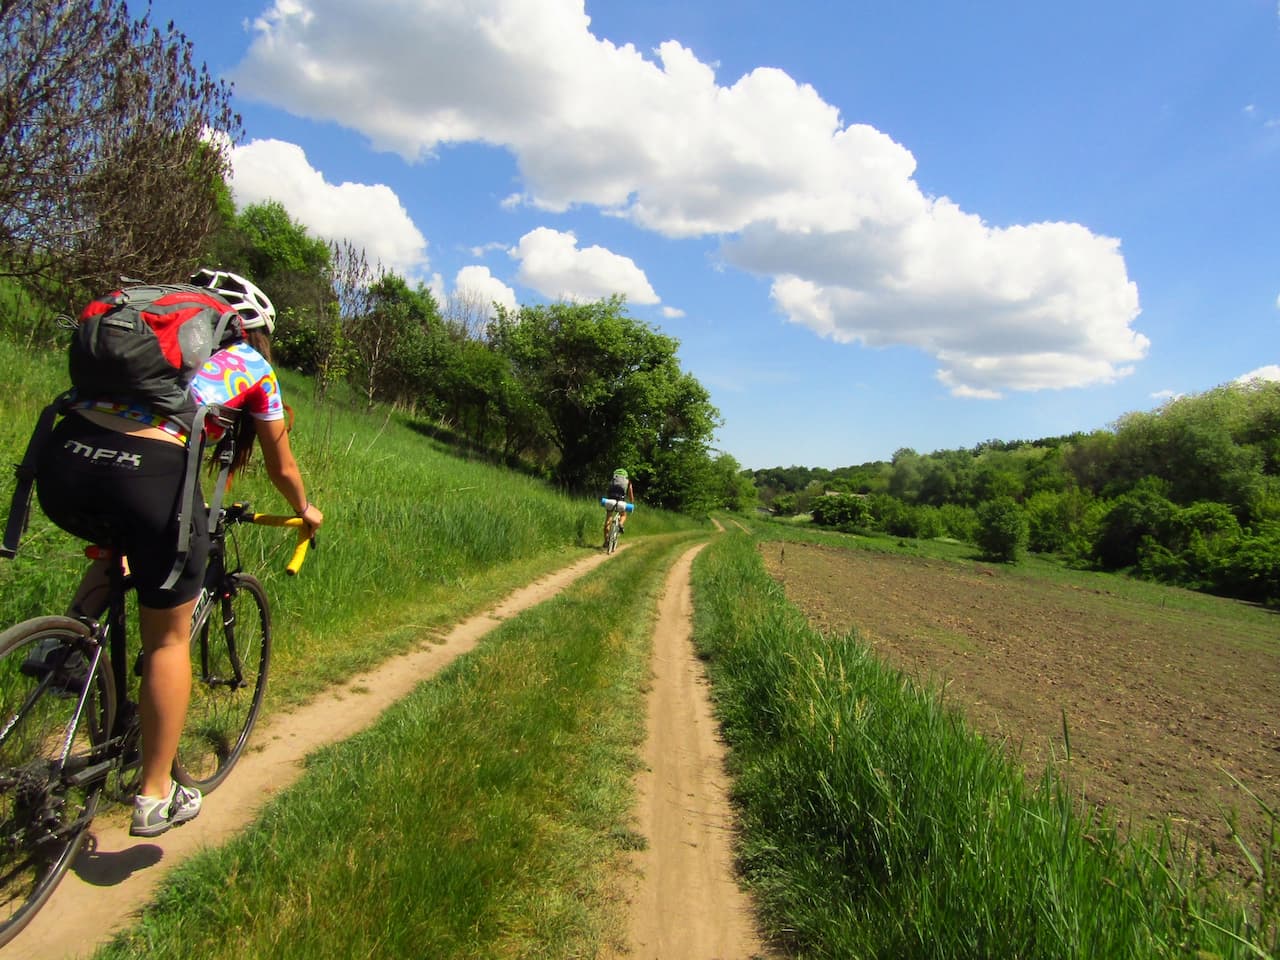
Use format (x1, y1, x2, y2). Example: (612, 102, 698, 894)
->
(0, 501, 311, 946)
(605, 510, 622, 554)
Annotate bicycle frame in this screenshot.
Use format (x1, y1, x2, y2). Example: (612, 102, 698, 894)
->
(0, 499, 310, 946)
(55, 502, 307, 791)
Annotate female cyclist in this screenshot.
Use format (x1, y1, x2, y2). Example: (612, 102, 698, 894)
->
(602, 468, 634, 545)
(34, 269, 323, 837)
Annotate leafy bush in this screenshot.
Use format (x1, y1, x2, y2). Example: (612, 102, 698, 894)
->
(1208, 536, 1280, 606)
(937, 503, 978, 542)
(910, 504, 946, 539)
(1091, 483, 1179, 569)
(810, 493, 872, 529)
(975, 497, 1029, 562)
(771, 493, 799, 517)
(1024, 488, 1099, 555)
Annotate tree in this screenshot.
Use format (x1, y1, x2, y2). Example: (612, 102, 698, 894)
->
(708, 454, 758, 513)
(1, 0, 241, 306)
(205, 204, 341, 389)
(811, 493, 871, 529)
(491, 297, 720, 499)
(1091, 481, 1179, 570)
(344, 269, 445, 410)
(975, 496, 1029, 563)
(889, 448, 923, 502)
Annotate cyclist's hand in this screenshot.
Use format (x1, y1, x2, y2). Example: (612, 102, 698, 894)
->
(298, 502, 324, 533)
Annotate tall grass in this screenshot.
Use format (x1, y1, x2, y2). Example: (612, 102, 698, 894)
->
(96, 533, 701, 959)
(691, 530, 1278, 959)
(0, 338, 704, 710)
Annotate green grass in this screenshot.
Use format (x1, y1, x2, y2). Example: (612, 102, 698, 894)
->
(690, 529, 1279, 959)
(95, 532, 703, 959)
(0, 339, 706, 714)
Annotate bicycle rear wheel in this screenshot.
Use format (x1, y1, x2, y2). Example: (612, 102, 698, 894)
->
(0, 616, 113, 948)
(606, 514, 620, 554)
(174, 574, 271, 792)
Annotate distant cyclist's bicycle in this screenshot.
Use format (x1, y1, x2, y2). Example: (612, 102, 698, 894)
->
(0, 501, 311, 945)
(605, 510, 622, 554)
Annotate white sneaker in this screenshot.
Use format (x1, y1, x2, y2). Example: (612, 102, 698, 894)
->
(130, 781, 202, 837)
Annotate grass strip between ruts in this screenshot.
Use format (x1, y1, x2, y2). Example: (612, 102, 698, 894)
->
(95, 532, 703, 959)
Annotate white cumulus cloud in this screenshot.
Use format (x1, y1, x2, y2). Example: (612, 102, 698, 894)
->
(452, 265, 517, 317)
(229, 138, 429, 278)
(1236, 365, 1280, 383)
(233, 0, 1147, 396)
(510, 227, 659, 304)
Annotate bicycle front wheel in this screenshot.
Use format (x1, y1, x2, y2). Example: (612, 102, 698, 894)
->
(0, 616, 113, 948)
(174, 574, 271, 792)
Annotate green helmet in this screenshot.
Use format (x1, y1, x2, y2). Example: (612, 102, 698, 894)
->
(613, 469, 627, 478)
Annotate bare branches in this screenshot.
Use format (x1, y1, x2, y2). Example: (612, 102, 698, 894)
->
(0, 0, 242, 305)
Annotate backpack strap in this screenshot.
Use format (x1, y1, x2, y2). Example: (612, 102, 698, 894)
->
(159, 403, 238, 590)
(211, 307, 239, 350)
(2, 391, 75, 560)
(159, 403, 209, 589)
(203, 428, 236, 530)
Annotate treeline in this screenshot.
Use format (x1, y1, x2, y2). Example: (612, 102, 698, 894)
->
(7, 193, 751, 512)
(0, 0, 754, 515)
(753, 383, 1280, 605)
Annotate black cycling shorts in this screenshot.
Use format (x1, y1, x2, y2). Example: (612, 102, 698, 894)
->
(36, 413, 209, 608)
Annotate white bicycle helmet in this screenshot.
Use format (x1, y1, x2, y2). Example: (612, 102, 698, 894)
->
(190, 268, 277, 334)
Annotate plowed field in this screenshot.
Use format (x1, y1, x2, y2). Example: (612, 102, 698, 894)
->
(761, 540, 1280, 888)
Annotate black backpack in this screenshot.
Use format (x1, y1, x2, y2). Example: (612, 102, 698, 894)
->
(3, 284, 243, 586)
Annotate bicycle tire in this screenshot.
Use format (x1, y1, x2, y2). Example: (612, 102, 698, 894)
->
(0, 616, 114, 948)
(174, 573, 271, 792)
(606, 514, 620, 554)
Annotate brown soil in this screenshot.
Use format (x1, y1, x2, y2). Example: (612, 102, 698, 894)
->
(612, 543, 774, 959)
(761, 540, 1280, 885)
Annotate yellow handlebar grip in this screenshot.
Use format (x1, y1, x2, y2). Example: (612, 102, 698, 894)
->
(250, 514, 304, 528)
(286, 531, 311, 576)
(247, 513, 313, 575)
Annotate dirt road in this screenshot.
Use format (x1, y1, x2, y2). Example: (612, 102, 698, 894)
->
(612, 543, 772, 960)
(9, 538, 768, 959)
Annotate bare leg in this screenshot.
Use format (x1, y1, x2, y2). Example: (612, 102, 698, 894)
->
(137, 599, 197, 799)
(66, 557, 112, 619)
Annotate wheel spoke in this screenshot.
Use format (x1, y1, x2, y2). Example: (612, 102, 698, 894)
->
(0, 618, 109, 946)
(174, 576, 271, 792)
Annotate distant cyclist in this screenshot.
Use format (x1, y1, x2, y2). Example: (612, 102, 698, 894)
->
(32, 269, 323, 838)
(602, 468, 634, 545)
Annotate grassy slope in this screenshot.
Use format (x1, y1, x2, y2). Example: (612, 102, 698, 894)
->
(0, 339, 705, 712)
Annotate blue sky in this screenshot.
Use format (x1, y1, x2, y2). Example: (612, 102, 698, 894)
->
(149, 0, 1279, 469)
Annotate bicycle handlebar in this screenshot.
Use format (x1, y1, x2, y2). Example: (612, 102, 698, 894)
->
(239, 510, 315, 576)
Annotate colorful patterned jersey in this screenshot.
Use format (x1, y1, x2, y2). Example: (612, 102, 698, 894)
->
(191, 342, 284, 431)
